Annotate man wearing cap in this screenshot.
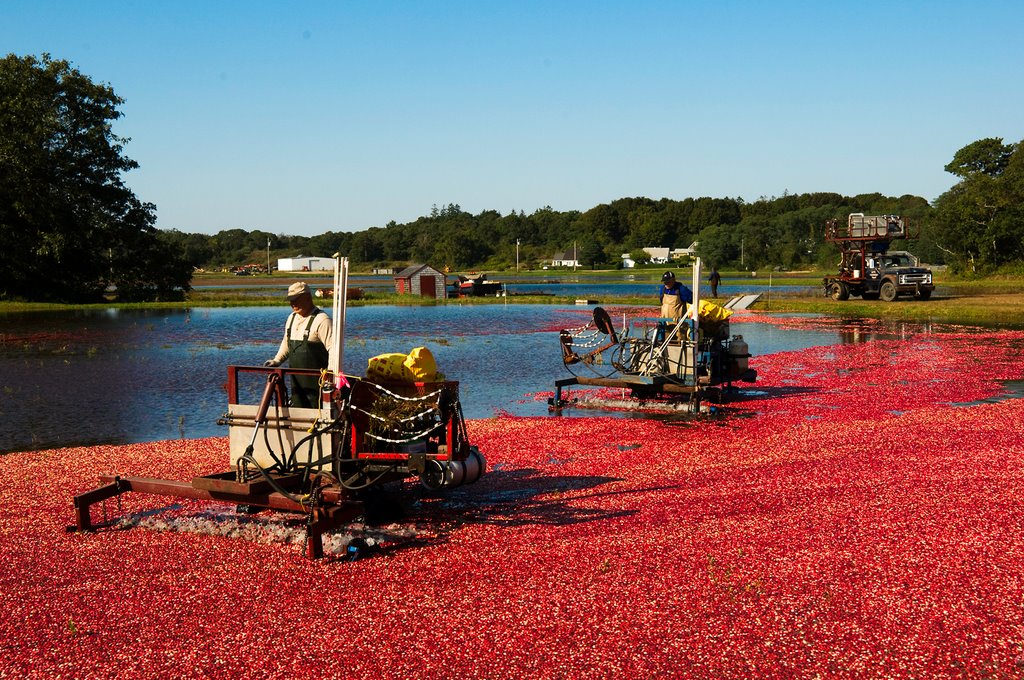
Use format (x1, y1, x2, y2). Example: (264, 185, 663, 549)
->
(658, 271, 693, 321)
(264, 282, 333, 408)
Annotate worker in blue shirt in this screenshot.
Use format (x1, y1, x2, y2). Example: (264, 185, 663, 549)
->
(659, 271, 693, 321)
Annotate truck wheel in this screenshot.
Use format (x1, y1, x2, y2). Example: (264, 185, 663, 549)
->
(880, 281, 898, 302)
(917, 289, 932, 300)
(828, 282, 850, 301)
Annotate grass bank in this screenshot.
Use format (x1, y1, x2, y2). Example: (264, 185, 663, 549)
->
(749, 289, 1024, 328)
(4, 271, 1023, 328)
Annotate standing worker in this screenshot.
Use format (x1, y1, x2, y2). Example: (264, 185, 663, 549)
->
(658, 271, 693, 321)
(709, 267, 721, 298)
(264, 282, 333, 408)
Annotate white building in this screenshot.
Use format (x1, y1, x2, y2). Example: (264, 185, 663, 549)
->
(620, 246, 672, 269)
(277, 256, 335, 272)
(550, 247, 580, 268)
(671, 242, 699, 259)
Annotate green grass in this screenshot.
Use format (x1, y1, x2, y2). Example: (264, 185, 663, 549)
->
(751, 291, 1024, 328)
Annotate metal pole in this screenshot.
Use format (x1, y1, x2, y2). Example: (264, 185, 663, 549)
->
(330, 255, 348, 379)
(516, 239, 520, 272)
(267, 238, 271, 275)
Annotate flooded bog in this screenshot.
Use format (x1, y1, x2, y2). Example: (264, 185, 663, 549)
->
(1, 304, 890, 452)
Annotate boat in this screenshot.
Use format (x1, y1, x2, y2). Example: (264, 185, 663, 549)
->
(451, 273, 504, 297)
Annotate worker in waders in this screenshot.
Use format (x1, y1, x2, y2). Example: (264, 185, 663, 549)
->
(658, 271, 693, 321)
(264, 282, 333, 408)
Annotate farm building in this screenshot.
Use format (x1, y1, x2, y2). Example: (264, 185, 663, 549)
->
(621, 246, 671, 268)
(550, 246, 580, 268)
(394, 264, 447, 300)
(277, 256, 335, 272)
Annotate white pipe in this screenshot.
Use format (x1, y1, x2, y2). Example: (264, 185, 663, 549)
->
(330, 255, 348, 380)
(689, 257, 702, 333)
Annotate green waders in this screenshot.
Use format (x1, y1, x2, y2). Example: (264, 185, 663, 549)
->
(287, 310, 329, 408)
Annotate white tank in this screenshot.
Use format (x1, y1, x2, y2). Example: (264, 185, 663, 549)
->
(730, 335, 749, 372)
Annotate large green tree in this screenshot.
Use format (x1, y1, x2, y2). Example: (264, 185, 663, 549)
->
(931, 137, 1024, 273)
(0, 53, 191, 302)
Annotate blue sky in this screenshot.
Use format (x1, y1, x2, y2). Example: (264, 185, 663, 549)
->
(4, 1, 1022, 236)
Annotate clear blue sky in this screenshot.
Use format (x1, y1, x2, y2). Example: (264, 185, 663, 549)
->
(5, 1, 1022, 236)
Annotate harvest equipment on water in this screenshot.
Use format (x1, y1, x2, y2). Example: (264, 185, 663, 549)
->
(550, 259, 756, 411)
(72, 257, 485, 559)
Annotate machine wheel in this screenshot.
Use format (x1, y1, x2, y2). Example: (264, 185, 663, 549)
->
(879, 281, 898, 302)
(917, 289, 932, 300)
(828, 281, 850, 301)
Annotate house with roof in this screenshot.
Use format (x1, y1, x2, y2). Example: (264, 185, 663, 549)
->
(671, 242, 699, 260)
(394, 264, 447, 300)
(277, 255, 335, 272)
(550, 246, 580, 268)
(620, 246, 672, 269)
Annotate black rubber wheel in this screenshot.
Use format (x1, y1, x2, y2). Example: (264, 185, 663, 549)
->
(828, 282, 850, 301)
(880, 281, 898, 302)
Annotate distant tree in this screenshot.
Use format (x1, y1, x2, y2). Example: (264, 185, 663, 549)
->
(579, 239, 605, 269)
(629, 248, 652, 266)
(931, 137, 1024, 272)
(0, 53, 191, 301)
(576, 204, 625, 245)
(945, 138, 1014, 177)
(690, 197, 742, 231)
(158, 229, 213, 269)
(694, 225, 738, 270)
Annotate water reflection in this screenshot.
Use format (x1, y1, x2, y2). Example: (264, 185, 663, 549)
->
(1, 304, 844, 453)
(837, 318, 936, 344)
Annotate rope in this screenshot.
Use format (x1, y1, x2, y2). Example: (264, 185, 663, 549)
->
(350, 403, 440, 425)
(363, 380, 444, 403)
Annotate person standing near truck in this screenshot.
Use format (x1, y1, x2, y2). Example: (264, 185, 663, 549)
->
(658, 271, 693, 321)
(709, 267, 721, 298)
(264, 282, 333, 408)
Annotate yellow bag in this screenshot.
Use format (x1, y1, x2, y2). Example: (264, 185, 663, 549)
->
(366, 346, 438, 383)
(366, 353, 412, 383)
(403, 346, 437, 382)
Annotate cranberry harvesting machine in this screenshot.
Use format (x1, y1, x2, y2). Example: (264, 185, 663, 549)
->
(72, 257, 485, 559)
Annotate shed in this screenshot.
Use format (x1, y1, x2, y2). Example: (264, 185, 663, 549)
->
(277, 256, 335, 272)
(394, 264, 447, 300)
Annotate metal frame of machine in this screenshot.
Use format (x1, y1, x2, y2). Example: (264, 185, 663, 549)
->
(72, 257, 485, 559)
(550, 258, 755, 411)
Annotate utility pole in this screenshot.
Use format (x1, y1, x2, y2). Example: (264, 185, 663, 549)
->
(516, 238, 520, 272)
(266, 238, 271, 275)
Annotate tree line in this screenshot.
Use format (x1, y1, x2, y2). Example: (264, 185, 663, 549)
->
(3, 52, 1021, 303)
(165, 192, 937, 274)
(156, 146, 1024, 277)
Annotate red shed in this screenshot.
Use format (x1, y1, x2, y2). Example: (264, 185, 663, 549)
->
(394, 264, 447, 300)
